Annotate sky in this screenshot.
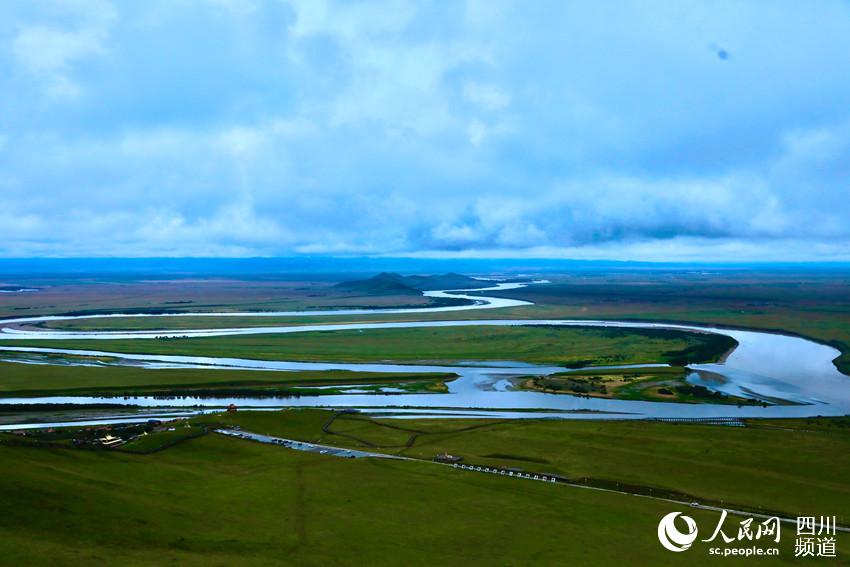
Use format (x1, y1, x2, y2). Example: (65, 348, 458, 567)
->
(1, 1, 850, 261)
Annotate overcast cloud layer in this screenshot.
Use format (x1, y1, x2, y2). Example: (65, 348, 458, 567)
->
(2, 1, 850, 261)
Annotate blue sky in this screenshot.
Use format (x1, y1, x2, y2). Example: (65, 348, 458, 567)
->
(1, 1, 850, 260)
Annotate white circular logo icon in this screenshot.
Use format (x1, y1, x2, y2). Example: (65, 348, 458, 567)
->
(657, 512, 698, 552)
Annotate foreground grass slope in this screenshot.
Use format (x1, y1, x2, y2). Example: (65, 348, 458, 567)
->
(204, 410, 850, 518)
(1, 430, 845, 566)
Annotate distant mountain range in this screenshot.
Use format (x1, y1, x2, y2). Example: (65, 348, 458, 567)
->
(333, 272, 490, 295)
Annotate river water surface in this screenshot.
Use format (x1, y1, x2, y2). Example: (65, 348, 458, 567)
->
(1, 281, 848, 422)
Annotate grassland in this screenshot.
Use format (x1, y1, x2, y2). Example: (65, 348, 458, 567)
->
(0, 325, 737, 368)
(16, 269, 850, 378)
(2, 270, 850, 564)
(202, 409, 850, 519)
(2, 411, 849, 565)
(11, 268, 850, 380)
(120, 424, 207, 453)
(484, 270, 850, 375)
(0, 361, 454, 398)
(0, 277, 455, 321)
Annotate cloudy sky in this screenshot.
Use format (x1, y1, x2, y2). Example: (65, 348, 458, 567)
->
(1, 1, 850, 261)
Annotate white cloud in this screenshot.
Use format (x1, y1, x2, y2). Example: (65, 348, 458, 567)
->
(431, 223, 479, 244)
(285, 0, 494, 136)
(467, 120, 488, 145)
(2, 0, 850, 260)
(11, 0, 116, 98)
(287, 0, 414, 40)
(463, 82, 510, 110)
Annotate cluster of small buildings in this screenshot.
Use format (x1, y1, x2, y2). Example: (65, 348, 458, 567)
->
(2, 417, 201, 450)
(73, 419, 178, 449)
(97, 434, 124, 448)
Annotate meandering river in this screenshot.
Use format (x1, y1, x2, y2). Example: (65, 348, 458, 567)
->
(1, 281, 848, 421)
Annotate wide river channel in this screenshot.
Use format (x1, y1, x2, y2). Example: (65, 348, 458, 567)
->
(1, 281, 849, 422)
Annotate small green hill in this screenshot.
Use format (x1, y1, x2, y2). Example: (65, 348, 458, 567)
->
(332, 273, 420, 295)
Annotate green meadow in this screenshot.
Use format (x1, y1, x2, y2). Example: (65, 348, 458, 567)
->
(0, 325, 736, 367)
(518, 366, 762, 405)
(7, 270, 850, 376)
(0, 361, 453, 397)
(2, 272, 850, 565)
(202, 410, 850, 519)
(1, 410, 848, 565)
